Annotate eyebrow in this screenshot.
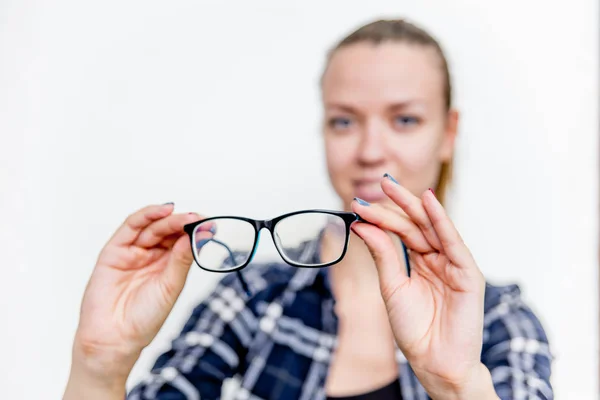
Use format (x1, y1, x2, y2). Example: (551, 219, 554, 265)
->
(388, 101, 426, 110)
(324, 101, 426, 113)
(323, 104, 358, 114)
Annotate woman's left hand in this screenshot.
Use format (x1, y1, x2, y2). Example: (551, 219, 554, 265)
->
(351, 176, 499, 400)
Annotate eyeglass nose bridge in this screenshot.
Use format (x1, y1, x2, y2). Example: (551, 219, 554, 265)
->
(245, 219, 278, 264)
(255, 219, 275, 232)
(234, 219, 276, 298)
(250, 219, 280, 256)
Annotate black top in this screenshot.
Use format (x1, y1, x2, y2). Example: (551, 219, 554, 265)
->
(326, 379, 402, 400)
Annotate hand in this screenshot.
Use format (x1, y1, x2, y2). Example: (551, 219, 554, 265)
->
(71, 203, 201, 381)
(351, 178, 498, 399)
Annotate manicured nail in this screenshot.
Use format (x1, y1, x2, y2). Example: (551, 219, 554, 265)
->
(383, 173, 399, 184)
(354, 197, 370, 206)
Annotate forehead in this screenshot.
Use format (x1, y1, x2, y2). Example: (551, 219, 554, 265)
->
(322, 42, 445, 108)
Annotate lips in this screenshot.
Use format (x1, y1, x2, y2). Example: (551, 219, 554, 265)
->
(353, 179, 386, 202)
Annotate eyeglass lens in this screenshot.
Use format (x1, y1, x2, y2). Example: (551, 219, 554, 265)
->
(192, 218, 256, 272)
(273, 212, 347, 266)
(192, 212, 349, 271)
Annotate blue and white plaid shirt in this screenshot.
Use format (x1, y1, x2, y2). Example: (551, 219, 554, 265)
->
(127, 238, 553, 400)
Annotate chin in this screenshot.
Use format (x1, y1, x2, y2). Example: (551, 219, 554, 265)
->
(337, 195, 354, 211)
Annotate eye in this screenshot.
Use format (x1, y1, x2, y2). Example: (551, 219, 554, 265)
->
(393, 115, 420, 128)
(328, 117, 353, 130)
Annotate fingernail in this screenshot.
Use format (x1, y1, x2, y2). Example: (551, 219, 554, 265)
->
(354, 197, 370, 206)
(383, 173, 399, 184)
(163, 202, 174, 206)
(429, 188, 435, 196)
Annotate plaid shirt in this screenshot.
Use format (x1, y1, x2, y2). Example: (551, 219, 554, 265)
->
(127, 238, 554, 400)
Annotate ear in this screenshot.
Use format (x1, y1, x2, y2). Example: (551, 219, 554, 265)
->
(439, 108, 459, 162)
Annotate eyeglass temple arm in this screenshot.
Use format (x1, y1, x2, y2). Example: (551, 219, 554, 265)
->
(400, 241, 411, 277)
(355, 214, 369, 224)
(198, 238, 238, 268)
(354, 213, 411, 277)
(197, 238, 252, 297)
(236, 271, 251, 297)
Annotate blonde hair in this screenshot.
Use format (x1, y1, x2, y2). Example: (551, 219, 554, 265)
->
(321, 19, 454, 204)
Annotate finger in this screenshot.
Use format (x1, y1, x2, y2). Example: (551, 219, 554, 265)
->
(135, 212, 203, 248)
(159, 232, 185, 250)
(97, 243, 168, 270)
(351, 200, 434, 253)
(351, 222, 410, 303)
(109, 203, 175, 246)
(195, 221, 217, 234)
(381, 177, 443, 251)
(422, 190, 474, 269)
(161, 235, 195, 298)
(194, 231, 215, 252)
(379, 202, 410, 219)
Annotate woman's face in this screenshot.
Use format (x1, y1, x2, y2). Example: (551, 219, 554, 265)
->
(321, 42, 458, 210)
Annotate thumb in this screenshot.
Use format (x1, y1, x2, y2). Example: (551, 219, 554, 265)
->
(351, 223, 409, 302)
(162, 234, 194, 296)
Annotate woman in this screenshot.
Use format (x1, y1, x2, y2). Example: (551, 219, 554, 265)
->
(63, 19, 553, 400)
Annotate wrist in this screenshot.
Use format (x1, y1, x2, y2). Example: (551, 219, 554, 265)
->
(419, 363, 498, 400)
(64, 366, 127, 400)
(69, 334, 141, 388)
(437, 363, 499, 400)
(64, 342, 136, 400)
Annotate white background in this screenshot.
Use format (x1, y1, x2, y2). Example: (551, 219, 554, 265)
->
(0, 1, 598, 399)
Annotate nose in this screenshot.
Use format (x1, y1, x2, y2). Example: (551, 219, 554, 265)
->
(357, 120, 386, 165)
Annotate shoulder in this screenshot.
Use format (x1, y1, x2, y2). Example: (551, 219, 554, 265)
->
(481, 281, 554, 398)
(484, 281, 526, 313)
(483, 281, 550, 343)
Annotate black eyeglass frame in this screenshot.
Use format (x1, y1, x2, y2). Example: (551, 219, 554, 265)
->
(183, 209, 365, 273)
(183, 209, 411, 296)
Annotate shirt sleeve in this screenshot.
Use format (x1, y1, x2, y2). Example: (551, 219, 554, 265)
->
(126, 273, 259, 400)
(482, 284, 554, 400)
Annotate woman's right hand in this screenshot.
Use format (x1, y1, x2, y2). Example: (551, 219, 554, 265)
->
(70, 203, 202, 381)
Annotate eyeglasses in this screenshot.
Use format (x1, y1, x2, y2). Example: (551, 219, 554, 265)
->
(183, 209, 410, 295)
